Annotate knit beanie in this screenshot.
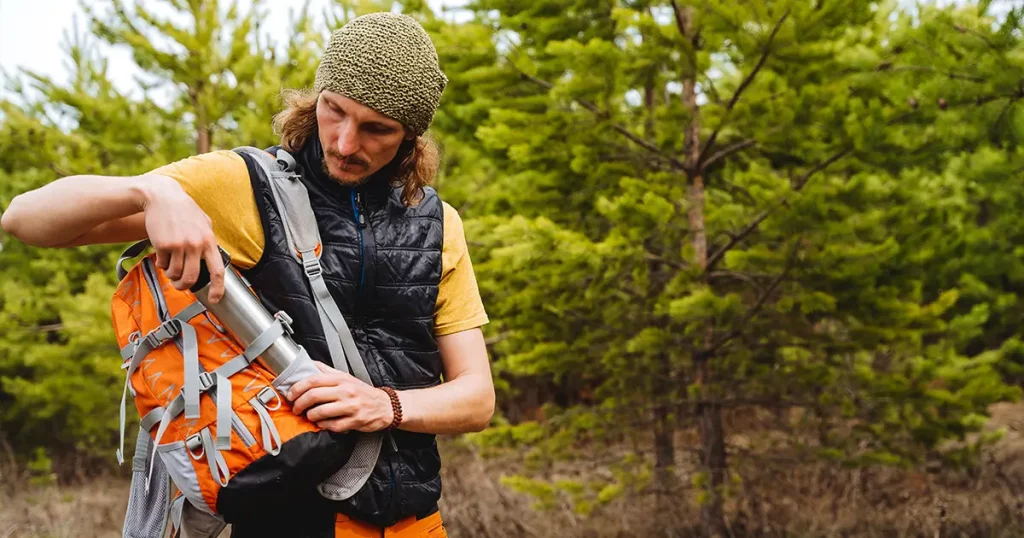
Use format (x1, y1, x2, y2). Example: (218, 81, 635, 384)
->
(314, 12, 448, 136)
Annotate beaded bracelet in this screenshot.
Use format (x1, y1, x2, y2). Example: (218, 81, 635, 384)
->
(381, 386, 403, 429)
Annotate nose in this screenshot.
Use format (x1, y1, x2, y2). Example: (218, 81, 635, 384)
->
(335, 120, 361, 157)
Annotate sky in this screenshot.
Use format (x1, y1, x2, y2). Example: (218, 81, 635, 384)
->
(0, 0, 1012, 103)
(0, 0, 465, 102)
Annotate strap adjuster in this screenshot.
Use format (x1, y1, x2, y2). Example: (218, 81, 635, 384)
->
(144, 321, 180, 349)
(302, 255, 322, 278)
(186, 434, 204, 460)
(257, 386, 282, 411)
(198, 372, 216, 391)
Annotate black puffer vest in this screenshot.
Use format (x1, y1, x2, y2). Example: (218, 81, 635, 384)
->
(231, 137, 445, 534)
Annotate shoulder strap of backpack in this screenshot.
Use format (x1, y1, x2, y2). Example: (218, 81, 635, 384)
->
(234, 145, 381, 501)
(234, 147, 370, 384)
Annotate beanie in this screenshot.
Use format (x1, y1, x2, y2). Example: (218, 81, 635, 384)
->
(314, 12, 448, 136)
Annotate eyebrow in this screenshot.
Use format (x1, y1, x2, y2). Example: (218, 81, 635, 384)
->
(323, 97, 402, 130)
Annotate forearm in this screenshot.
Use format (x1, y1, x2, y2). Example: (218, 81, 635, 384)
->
(395, 372, 495, 435)
(1, 174, 161, 247)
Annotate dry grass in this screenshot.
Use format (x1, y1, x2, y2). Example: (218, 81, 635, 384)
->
(7, 403, 1024, 537)
(0, 476, 129, 538)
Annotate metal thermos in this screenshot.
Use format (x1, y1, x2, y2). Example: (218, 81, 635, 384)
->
(190, 254, 301, 375)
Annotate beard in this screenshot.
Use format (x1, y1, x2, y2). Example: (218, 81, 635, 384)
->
(321, 149, 370, 185)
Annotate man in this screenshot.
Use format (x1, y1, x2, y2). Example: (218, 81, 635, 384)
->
(1, 12, 494, 538)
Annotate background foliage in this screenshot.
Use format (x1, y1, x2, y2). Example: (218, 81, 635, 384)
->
(3, 0, 1024, 536)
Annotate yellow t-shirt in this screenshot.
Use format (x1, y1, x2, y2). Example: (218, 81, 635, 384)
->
(150, 150, 488, 336)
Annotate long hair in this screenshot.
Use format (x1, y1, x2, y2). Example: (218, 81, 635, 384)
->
(271, 88, 440, 206)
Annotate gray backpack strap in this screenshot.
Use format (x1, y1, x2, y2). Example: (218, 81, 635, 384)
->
(233, 146, 381, 500)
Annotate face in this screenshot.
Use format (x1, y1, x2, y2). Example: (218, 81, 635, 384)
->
(316, 90, 411, 185)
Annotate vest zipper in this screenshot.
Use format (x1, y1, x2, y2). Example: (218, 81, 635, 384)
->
(350, 190, 366, 293)
(351, 188, 394, 517)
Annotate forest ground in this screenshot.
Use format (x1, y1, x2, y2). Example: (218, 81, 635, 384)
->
(5, 402, 1024, 538)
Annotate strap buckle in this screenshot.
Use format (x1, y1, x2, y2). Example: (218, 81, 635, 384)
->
(302, 255, 322, 278)
(257, 386, 282, 411)
(144, 321, 180, 349)
(198, 371, 216, 391)
(186, 434, 205, 460)
(274, 311, 294, 335)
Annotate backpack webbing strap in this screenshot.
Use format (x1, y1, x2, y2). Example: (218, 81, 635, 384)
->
(249, 388, 283, 456)
(117, 301, 207, 465)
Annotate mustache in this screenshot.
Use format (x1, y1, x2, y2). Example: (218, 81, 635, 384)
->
(324, 150, 368, 169)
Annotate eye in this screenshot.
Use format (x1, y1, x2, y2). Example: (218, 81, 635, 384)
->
(365, 123, 396, 135)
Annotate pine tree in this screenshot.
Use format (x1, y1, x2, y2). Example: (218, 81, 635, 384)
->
(446, 0, 1024, 534)
(0, 25, 191, 462)
(83, 0, 273, 153)
(0, 0, 322, 462)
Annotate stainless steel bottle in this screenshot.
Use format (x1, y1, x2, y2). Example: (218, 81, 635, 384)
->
(190, 255, 301, 375)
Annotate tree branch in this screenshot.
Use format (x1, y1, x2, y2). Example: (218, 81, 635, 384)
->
(792, 147, 851, 190)
(705, 207, 773, 272)
(949, 22, 1015, 70)
(515, 68, 687, 171)
(883, 64, 986, 83)
(700, 138, 757, 171)
(708, 270, 765, 292)
(704, 146, 850, 272)
(700, 10, 790, 164)
(646, 250, 687, 270)
(670, 0, 688, 40)
(703, 242, 800, 358)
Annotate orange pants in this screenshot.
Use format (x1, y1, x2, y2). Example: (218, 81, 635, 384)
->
(335, 511, 447, 537)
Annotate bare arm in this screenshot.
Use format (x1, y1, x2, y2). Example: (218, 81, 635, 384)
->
(395, 328, 495, 433)
(1, 173, 227, 301)
(290, 327, 496, 435)
(1, 174, 153, 247)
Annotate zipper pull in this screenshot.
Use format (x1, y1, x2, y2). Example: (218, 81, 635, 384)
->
(356, 192, 367, 228)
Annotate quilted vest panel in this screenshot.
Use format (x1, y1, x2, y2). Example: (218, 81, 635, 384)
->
(232, 140, 445, 532)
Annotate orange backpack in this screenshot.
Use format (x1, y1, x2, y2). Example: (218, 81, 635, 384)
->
(112, 147, 382, 538)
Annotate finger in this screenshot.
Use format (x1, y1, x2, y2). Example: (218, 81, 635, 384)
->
(304, 401, 355, 423)
(174, 246, 202, 291)
(291, 385, 340, 415)
(203, 243, 226, 303)
(317, 417, 359, 434)
(155, 249, 170, 270)
(313, 361, 338, 374)
(313, 361, 361, 385)
(287, 372, 341, 402)
(165, 248, 185, 281)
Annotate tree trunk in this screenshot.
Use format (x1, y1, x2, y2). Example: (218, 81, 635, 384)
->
(644, 69, 680, 537)
(190, 82, 211, 154)
(197, 123, 211, 154)
(696, 357, 728, 538)
(677, 3, 729, 536)
(653, 352, 679, 537)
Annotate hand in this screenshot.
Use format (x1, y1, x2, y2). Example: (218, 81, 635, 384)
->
(287, 362, 395, 433)
(141, 176, 225, 302)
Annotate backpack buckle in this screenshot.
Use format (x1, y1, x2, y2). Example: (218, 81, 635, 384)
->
(198, 372, 216, 391)
(274, 311, 294, 335)
(144, 321, 180, 349)
(257, 386, 282, 411)
(186, 434, 205, 460)
(301, 255, 322, 278)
